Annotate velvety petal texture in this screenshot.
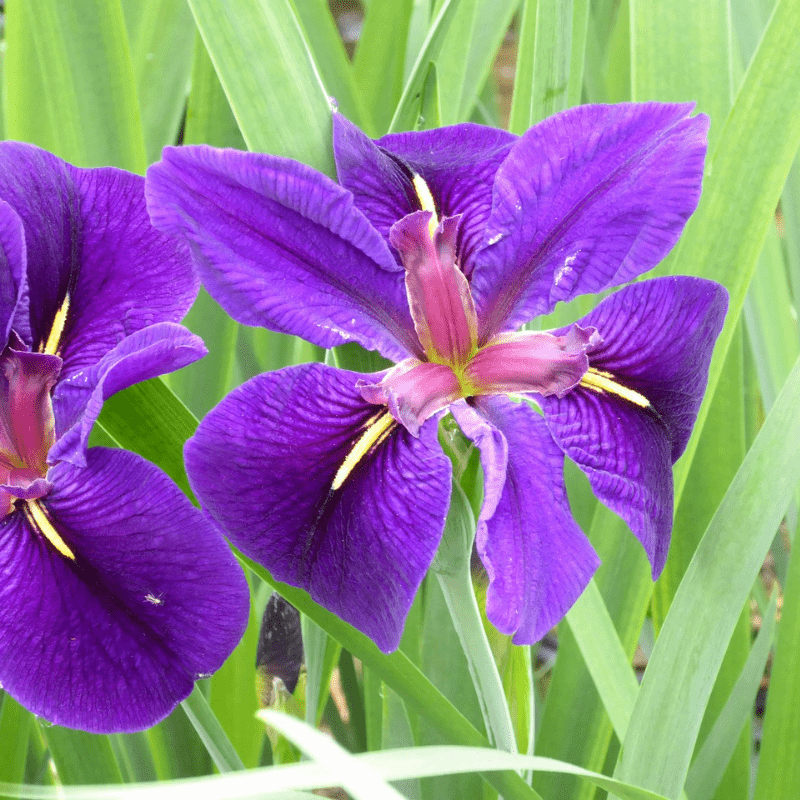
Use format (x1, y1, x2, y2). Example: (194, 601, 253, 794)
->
(472, 103, 709, 339)
(185, 363, 452, 653)
(541, 276, 728, 576)
(50, 323, 206, 466)
(452, 399, 599, 643)
(0, 142, 244, 733)
(146, 146, 418, 362)
(0, 143, 197, 369)
(334, 113, 516, 272)
(0, 448, 250, 733)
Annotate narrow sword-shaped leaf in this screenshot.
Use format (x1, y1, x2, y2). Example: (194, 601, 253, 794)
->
(753, 514, 800, 800)
(686, 590, 778, 800)
(388, 0, 461, 133)
(186, 0, 334, 175)
(121, 0, 195, 164)
(5, 0, 146, 172)
(615, 354, 800, 796)
(353, 0, 414, 134)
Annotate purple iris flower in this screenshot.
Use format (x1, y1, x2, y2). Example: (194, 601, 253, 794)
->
(0, 143, 249, 732)
(147, 103, 727, 653)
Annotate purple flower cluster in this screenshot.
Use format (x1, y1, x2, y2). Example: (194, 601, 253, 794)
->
(0, 101, 727, 733)
(146, 103, 727, 653)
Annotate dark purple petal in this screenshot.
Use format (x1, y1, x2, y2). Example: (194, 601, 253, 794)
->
(471, 103, 709, 339)
(334, 113, 516, 273)
(0, 448, 249, 733)
(49, 323, 206, 467)
(0, 143, 197, 365)
(0, 201, 27, 343)
(185, 363, 451, 653)
(541, 276, 728, 576)
(452, 398, 599, 643)
(147, 146, 419, 362)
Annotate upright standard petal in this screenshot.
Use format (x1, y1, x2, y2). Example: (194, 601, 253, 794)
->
(0, 448, 249, 733)
(334, 114, 516, 272)
(541, 276, 728, 576)
(0, 143, 197, 368)
(472, 103, 709, 340)
(452, 399, 599, 643)
(185, 363, 452, 652)
(147, 146, 419, 363)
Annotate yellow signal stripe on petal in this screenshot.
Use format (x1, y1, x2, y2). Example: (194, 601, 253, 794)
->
(41, 292, 71, 356)
(331, 411, 396, 492)
(580, 368, 651, 409)
(412, 173, 439, 238)
(23, 500, 76, 561)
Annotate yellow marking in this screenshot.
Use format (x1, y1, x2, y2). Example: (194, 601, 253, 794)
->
(580, 368, 650, 408)
(412, 173, 438, 238)
(42, 293, 71, 356)
(23, 500, 76, 560)
(331, 412, 396, 492)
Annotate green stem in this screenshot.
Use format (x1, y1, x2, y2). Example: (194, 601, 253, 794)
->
(433, 482, 517, 755)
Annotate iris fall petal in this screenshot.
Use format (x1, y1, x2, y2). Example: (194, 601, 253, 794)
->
(185, 363, 452, 652)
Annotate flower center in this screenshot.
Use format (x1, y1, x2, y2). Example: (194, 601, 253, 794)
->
(0, 340, 61, 517)
(359, 175, 599, 435)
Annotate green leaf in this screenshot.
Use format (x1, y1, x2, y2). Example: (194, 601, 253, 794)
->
(208, 586, 265, 770)
(0, 744, 678, 800)
(260, 710, 406, 800)
(388, 0, 461, 133)
(300, 617, 341, 727)
(753, 513, 800, 799)
(186, 0, 334, 174)
(184, 33, 247, 150)
(121, 0, 195, 164)
(686, 590, 778, 800)
(436, 0, 520, 126)
(5, 0, 146, 172)
(0, 694, 33, 799)
(630, 0, 732, 151)
(666, 0, 800, 506)
(240, 557, 544, 800)
(615, 353, 800, 796)
(564, 580, 639, 742)
(354, 0, 415, 133)
(180, 685, 246, 773)
(292, 0, 374, 134)
(509, 0, 586, 133)
(38, 726, 123, 785)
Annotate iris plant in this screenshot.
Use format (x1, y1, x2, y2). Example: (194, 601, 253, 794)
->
(148, 103, 727, 653)
(0, 143, 249, 732)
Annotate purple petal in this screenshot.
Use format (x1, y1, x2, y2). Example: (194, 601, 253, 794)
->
(471, 103, 709, 339)
(0, 201, 27, 343)
(452, 398, 599, 643)
(334, 113, 516, 273)
(0, 143, 197, 367)
(541, 276, 728, 575)
(49, 322, 206, 467)
(146, 146, 418, 362)
(0, 448, 249, 733)
(185, 363, 452, 652)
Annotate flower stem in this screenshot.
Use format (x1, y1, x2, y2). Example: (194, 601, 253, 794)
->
(432, 481, 518, 756)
